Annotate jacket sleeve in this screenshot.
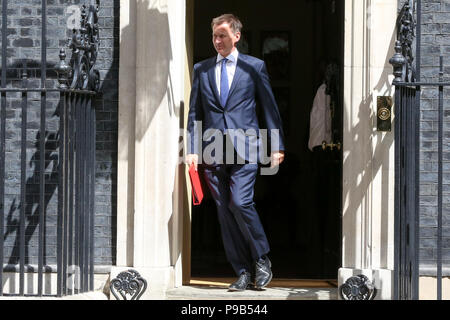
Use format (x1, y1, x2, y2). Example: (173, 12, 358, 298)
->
(255, 61, 285, 152)
(187, 64, 204, 155)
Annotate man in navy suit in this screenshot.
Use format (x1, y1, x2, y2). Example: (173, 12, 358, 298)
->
(186, 14, 285, 291)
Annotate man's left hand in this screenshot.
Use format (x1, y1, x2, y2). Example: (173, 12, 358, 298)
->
(271, 151, 285, 168)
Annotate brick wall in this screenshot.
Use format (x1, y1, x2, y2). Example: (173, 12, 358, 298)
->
(398, 0, 450, 273)
(0, 0, 118, 266)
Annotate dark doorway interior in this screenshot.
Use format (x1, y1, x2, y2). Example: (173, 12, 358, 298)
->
(191, 0, 344, 280)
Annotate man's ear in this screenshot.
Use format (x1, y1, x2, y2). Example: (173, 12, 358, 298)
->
(235, 31, 241, 42)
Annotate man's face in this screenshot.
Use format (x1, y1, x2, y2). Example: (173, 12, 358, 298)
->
(212, 22, 241, 57)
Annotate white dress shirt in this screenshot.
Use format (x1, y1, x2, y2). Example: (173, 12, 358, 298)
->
(308, 83, 332, 151)
(215, 49, 239, 95)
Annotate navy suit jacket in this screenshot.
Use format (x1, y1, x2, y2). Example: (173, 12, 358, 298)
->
(187, 53, 285, 164)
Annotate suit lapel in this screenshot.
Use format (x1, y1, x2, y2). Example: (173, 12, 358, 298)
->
(207, 58, 221, 107)
(226, 55, 245, 103)
(207, 53, 245, 108)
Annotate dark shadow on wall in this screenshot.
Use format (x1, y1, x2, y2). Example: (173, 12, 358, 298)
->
(0, 0, 121, 268)
(4, 131, 59, 266)
(0, 60, 61, 267)
(132, 1, 173, 142)
(94, 0, 121, 266)
(341, 25, 396, 269)
(117, 1, 174, 268)
(372, 27, 396, 269)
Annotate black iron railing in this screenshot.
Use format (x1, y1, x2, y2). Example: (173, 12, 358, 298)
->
(391, 0, 448, 300)
(0, 0, 99, 297)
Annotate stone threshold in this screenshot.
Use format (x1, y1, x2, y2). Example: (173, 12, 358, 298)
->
(166, 286, 338, 300)
(166, 278, 339, 300)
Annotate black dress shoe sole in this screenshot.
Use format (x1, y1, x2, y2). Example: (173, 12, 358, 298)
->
(228, 287, 245, 292)
(228, 283, 255, 292)
(255, 272, 272, 290)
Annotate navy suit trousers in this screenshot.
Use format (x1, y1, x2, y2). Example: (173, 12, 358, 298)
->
(203, 162, 270, 276)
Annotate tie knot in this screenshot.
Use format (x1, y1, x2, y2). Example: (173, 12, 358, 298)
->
(222, 58, 228, 65)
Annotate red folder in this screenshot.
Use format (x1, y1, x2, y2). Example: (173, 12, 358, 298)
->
(188, 164, 204, 205)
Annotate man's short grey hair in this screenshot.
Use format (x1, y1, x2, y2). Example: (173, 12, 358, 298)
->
(211, 14, 243, 34)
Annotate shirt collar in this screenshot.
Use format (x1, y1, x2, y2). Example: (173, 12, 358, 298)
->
(217, 49, 239, 64)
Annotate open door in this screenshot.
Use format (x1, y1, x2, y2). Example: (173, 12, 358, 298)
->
(187, 0, 344, 282)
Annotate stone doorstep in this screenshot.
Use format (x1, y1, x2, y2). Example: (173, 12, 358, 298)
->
(166, 285, 339, 300)
(0, 288, 338, 300)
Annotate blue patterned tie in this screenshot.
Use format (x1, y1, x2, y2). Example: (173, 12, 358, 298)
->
(220, 58, 229, 107)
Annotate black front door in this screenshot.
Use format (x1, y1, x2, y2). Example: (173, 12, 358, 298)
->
(191, 0, 344, 280)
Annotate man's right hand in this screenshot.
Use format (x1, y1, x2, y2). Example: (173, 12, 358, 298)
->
(186, 154, 199, 171)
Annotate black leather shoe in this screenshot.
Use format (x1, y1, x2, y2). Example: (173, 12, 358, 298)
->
(228, 271, 253, 291)
(255, 256, 272, 289)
